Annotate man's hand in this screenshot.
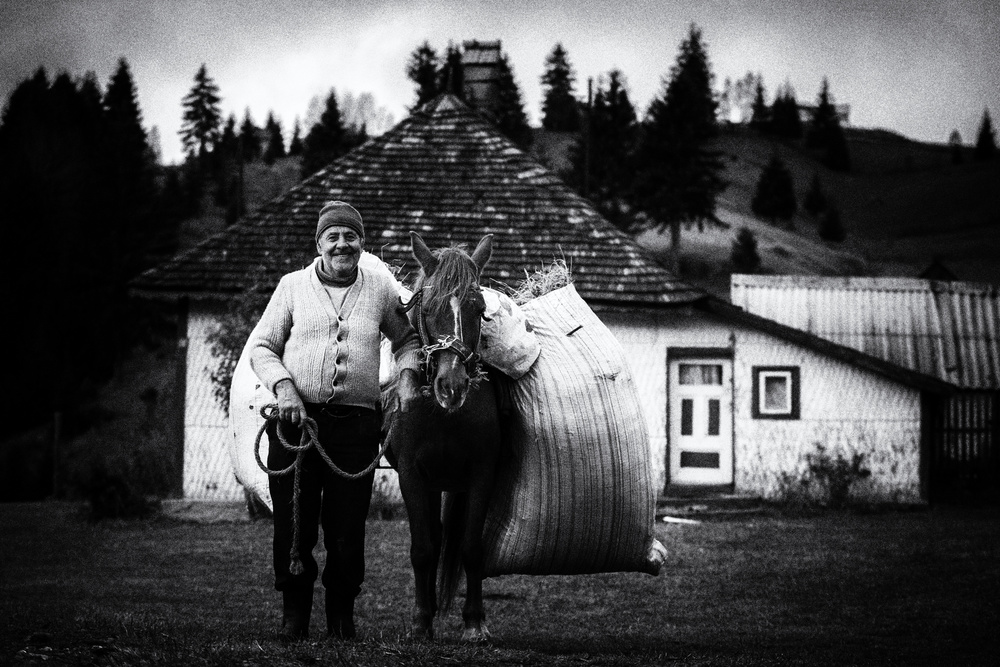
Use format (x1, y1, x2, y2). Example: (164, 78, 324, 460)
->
(276, 379, 307, 425)
(396, 369, 422, 413)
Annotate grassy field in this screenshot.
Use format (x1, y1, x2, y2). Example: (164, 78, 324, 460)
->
(2, 503, 999, 666)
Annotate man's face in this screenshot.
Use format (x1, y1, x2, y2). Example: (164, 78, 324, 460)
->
(316, 225, 363, 279)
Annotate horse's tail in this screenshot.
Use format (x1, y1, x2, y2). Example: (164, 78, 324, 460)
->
(437, 491, 465, 614)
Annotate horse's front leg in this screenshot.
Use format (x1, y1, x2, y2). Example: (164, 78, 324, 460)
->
(460, 480, 495, 642)
(399, 477, 441, 640)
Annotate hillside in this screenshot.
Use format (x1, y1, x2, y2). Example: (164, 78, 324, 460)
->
(629, 125, 1000, 296)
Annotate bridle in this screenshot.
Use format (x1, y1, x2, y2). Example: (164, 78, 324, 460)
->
(400, 285, 486, 383)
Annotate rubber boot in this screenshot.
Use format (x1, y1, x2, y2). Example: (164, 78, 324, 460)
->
(326, 593, 356, 640)
(278, 587, 313, 641)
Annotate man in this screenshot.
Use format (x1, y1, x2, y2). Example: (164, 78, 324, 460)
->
(249, 200, 421, 640)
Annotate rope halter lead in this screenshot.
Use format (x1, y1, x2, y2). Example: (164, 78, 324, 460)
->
(253, 404, 389, 576)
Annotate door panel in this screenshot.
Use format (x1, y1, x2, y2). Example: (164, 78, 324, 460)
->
(669, 358, 733, 485)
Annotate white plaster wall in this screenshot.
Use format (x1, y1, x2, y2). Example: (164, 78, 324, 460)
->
(602, 309, 923, 503)
(185, 306, 243, 500)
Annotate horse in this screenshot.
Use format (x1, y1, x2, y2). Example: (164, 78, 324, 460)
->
(388, 231, 501, 642)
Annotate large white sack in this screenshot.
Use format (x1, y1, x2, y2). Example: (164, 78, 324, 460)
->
(228, 348, 274, 509)
(480, 288, 540, 379)
(482, 283, 665, 576)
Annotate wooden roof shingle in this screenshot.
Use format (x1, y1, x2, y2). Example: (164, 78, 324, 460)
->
(132, 94, 702, 306)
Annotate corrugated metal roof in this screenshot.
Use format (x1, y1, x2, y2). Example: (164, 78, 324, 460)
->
(133, 94, 702, 307)
(731, 274, 1000, 389)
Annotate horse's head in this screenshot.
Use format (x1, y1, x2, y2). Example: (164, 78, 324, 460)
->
(409, 231, 493, 411)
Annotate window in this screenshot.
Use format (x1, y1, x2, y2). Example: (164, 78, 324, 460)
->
(752, 366, 800, 419)
(679, 363, 723, 385)
(680, 399, 693, 436)
(707, 399, 721, 435)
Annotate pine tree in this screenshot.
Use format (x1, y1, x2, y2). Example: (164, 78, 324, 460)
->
(806, 78, 850, 171)
(263, 112, 285, 163)
(803, 171, 828, 216)
(406, 41, 440, 109)
(570, 69, 637, 229)
(948, 129, 964, 164)
(632, 24, 727, 256)
(770, 83, 802, 139)
(491, 53, 533, 149)
(749, 79, 770, 132)
(752, 150, 797, 225)
(239, 109, 262, 162)
(218, 114, 239, 164)
(731, 227, 761, 273)
(438, 43, 465, 100)
(774, 84, 801, 138)
(973, 109, 997, 161)
(819, 204, 846, 242)
(179, 63, 222, 159)
(103, 57, 158, 276)
(540, 43, 580, 132)
(288, 119, 304, 156)
(214, 114, 241, 218)
(0, 68, 131, 433)
(301, 89, 350, 177)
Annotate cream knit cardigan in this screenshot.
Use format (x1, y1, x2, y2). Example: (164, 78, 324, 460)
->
(249, 257, 421, 410)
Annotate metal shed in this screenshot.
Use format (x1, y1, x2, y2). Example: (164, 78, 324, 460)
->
(732, 275, 1000, 501)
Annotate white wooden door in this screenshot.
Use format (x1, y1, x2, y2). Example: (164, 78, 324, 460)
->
(669, 358, 733, 486)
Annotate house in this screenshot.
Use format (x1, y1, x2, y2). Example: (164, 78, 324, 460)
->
(132, 94, 953, 505)
(732, 274, 1000, 502)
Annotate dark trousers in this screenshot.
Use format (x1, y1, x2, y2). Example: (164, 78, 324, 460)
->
(267, 403, 380, 606)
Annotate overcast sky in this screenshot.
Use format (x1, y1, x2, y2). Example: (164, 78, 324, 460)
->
(2, 0, 997, 164)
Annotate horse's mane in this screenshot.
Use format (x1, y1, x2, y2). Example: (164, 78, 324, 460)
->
(413, 246, 480, 319)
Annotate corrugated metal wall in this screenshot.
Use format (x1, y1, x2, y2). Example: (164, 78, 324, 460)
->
(730, 275, 1000, 389)
(927, 391, 1000, 501)
(732, 275, 1000, 500)
(185, 307, 243, 500)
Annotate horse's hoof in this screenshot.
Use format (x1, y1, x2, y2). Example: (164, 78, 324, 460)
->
(406, 626, 434, 642)
(461, 624, 491, 643)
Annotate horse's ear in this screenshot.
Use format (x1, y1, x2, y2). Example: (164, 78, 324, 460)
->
(410, 231, 438, 276)
(471, 234, 493, 274)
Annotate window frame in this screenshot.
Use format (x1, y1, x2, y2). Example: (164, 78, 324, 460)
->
(751, 366, 800, 420)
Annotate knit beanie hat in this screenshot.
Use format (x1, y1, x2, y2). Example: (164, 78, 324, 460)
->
(316, 201, 364, 241)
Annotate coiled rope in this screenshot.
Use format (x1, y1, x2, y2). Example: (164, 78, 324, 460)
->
(253, 404, 390, 575)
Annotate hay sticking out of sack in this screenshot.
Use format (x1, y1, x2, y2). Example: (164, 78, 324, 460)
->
(509, 259, 571, 305)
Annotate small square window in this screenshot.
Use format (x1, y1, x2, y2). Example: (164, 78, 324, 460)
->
(752, 366, 800, 419)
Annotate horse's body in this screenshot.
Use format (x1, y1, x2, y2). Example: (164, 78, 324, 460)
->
(389, 232, 500, 641)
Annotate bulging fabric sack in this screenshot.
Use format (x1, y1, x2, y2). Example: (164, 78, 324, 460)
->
(228, 348, 274, 509)
(479, 288, 540, 379)
(482, 283, 665, 577)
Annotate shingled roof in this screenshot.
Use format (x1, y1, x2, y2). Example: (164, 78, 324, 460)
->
(132, 94, 702, 307)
